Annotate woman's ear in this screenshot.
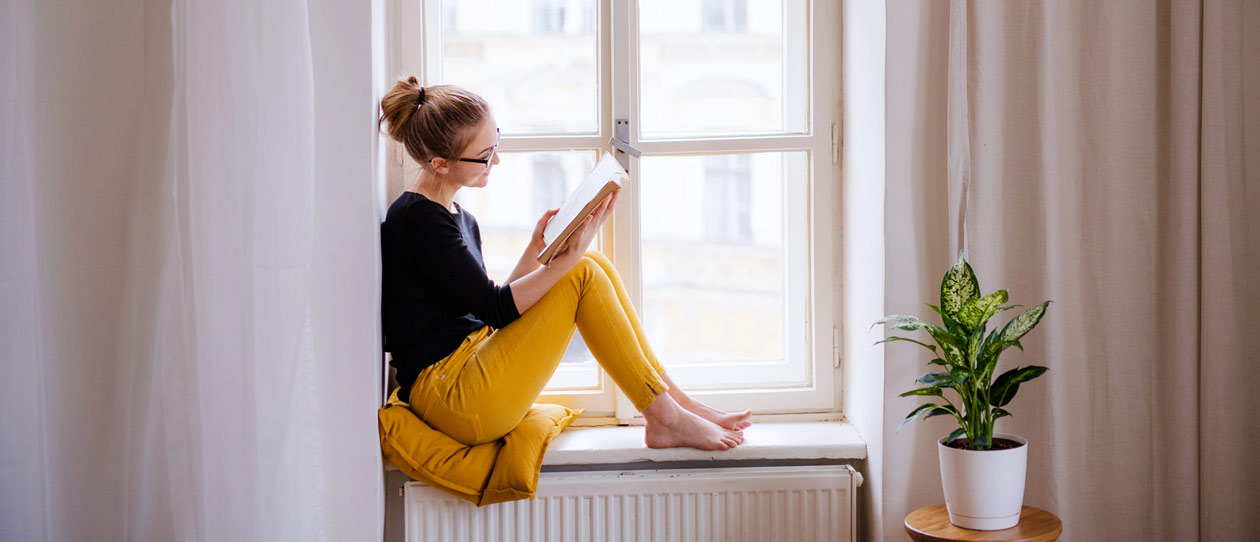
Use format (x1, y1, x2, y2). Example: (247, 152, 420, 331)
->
(429, 157, 449, 175)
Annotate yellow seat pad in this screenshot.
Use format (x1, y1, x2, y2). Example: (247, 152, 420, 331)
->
(378, 389, 582, 506)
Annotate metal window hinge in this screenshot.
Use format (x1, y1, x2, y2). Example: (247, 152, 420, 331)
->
(609, 119, 642, 170)
(833, 327, 842, 369)
(831, 122, 840, 165)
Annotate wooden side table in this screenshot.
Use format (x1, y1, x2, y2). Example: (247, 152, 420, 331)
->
(905, 505, 1062, 542)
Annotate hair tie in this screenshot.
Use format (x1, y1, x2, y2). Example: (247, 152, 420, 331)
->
(416, 87, 426, 110)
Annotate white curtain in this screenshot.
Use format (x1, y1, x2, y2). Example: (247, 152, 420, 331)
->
(1, 0, 384, 539)
(886, 0, 1260, 540)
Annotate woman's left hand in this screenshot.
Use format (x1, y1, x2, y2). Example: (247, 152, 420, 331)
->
(530, 209, 559, 254)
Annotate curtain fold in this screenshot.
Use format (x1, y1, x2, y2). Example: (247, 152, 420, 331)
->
(1, 0, 384, 539)
(931, 1, 1259, 539)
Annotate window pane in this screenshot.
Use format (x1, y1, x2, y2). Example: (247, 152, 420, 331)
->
(640, 152, 807, 376)
(439, 0, 599, 135)
(638, 0, 809, 138)
(455, 151, 601, 388)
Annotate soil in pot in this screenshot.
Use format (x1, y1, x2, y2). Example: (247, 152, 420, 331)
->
(944, 437, 1023, 450)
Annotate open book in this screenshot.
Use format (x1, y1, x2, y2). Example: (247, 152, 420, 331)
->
(537, 152, 628, 264)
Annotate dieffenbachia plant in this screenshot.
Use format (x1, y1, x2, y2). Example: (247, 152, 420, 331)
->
(875, 254, 1051, 450)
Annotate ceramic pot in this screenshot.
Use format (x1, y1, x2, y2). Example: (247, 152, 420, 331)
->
(937, 433, 1027, 530)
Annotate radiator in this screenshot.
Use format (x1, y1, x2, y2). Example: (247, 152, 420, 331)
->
(403, 466, 859, 542)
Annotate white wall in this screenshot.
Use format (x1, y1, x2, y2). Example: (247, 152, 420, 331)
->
(838, 1, 887, 541)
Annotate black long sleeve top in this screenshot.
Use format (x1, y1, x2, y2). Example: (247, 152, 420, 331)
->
(381, 192, 520, 401)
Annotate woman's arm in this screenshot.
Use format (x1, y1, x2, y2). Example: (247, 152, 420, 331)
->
(505, 209, 557, 283)
(508, 190, 619, 314)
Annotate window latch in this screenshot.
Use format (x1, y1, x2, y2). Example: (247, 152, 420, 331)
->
(608, 118, 641, 170)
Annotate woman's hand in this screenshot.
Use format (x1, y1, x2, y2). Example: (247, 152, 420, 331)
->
(530, 209, 559, 254)
(549, 189, 620, 269)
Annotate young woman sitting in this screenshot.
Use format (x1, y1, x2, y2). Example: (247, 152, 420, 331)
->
(379, 79, 751, 451)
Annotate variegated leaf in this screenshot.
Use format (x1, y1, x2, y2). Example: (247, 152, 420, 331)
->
(898, 387, 943, 398)
(945, 428, 967, 445)
(916, 371, 954, 387)
(997, 301, 1051, 344)
(873, 314, 931, 332)
(874, 336, 938, 354)
(956, 290, 1009, 333)
(940, 255, 980, 317)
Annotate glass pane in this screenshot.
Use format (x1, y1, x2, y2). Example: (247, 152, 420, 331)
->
(439, 0, 599, 135)
(456, 152, 601, 387)
(638, 0, 809, 138)
(640, 152, 804, 366)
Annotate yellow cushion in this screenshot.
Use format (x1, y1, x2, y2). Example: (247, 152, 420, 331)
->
(378, 389, 582, 506)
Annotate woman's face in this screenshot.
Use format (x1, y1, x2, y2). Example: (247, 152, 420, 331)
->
(449, 117, 501, 189)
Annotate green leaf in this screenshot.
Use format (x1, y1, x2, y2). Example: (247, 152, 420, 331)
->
(992, 408, 1012, 420)
(956, 290, 1009, 333)
(945, 427, 967, 445)
(927, 303, 963, 335)
(899, 403, 943, 431)
(874, 336, 939, 354)
(924, 404, 959, 420)
(990, 365, 1049, 407)
(873, 314, 931, 332)
(916, 372, 954, 387)
(949, 366, 972, 387)
(926, 324, 965, 351)
(928, 358, 948, 366)
(966, 324, 985, 368)
(899, 387, 944, 398)
(997, 301, 1052, 345)
(941, 343, 966, 368)
(940, 254, 980, 318)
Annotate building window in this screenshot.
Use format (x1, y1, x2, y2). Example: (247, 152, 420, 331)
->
(702, 0, 747, 33)
(704, 154, 752, 244)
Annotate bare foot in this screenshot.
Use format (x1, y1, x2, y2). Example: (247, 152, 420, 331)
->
(661, 374, 753, 431)
(680, 399, 752, 431)
(644, 409, 744, 451)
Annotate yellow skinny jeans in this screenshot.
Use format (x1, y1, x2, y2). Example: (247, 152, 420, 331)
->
(408, 251, 669, 446)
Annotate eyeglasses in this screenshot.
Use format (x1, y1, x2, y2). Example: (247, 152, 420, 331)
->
(457, 129, 500, 171)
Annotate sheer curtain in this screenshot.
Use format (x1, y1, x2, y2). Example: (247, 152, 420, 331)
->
(886, 0, 1259, 540)
(1, 0, 383, 539)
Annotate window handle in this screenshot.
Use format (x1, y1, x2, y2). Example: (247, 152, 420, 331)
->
(608, 118, 641, 169)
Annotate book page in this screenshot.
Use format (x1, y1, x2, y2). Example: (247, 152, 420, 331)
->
(538, 152, 627, 263)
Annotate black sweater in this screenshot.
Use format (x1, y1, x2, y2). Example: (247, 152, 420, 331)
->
(381, 192, 520, 400)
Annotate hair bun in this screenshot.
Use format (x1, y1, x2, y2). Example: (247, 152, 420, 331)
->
(406, 76, 419, 86)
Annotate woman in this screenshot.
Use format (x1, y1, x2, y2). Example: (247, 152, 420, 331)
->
(379, 78, 750, 451)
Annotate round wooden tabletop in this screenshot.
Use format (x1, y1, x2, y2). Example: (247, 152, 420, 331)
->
(904, 505, 1062, 542)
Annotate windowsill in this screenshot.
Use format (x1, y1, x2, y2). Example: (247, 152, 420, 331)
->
(541, 421, 866, 469)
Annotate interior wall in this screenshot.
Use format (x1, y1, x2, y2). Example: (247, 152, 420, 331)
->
(839, 1, 887, 541)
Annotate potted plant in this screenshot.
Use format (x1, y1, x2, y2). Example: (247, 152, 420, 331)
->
(876, 254, 1051, 530)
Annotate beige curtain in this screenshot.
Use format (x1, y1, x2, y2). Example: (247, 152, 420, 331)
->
(885, 1, 1259, 540)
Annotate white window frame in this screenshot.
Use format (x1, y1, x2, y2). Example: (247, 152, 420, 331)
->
(392, 0, 840, 420)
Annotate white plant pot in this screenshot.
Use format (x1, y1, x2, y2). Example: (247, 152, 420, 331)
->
(937, 433, 1028, 530)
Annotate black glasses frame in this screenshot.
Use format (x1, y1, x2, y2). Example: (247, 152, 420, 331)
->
(457, 129, 500, 167)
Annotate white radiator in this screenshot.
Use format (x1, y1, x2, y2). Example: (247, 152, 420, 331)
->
(403, 466, 858, 542)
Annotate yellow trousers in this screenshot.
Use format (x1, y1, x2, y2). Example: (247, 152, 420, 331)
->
(408, 251, 669, 446)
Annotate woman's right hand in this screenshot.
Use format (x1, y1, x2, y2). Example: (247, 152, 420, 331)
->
(549, 189, 620, 269)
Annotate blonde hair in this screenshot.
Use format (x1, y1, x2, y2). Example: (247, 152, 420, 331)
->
(378, 77, 490, 169)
